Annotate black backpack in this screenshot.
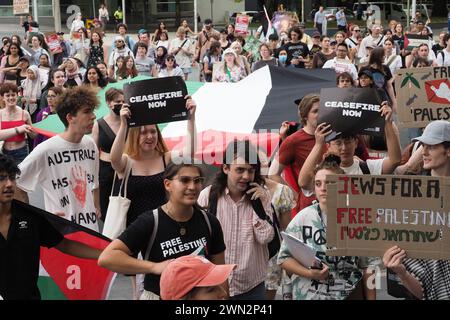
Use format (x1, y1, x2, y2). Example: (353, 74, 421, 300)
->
(207, 189, 281, 259)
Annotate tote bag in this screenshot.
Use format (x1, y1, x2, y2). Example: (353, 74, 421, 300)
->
(102, 157, 132, 239)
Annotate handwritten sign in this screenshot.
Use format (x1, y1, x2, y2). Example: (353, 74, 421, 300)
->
(396, 67, 450, 128)
(326, 174, 450, 259)
(13, 0, 29, 15)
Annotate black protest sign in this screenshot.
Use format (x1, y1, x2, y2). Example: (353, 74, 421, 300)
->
(318, 88, 385, 136)
(124, 76, 189, 127)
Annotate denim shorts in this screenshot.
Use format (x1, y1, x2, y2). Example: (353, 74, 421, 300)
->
(181, 67, 192, 74)
(2, 145, 29, 164)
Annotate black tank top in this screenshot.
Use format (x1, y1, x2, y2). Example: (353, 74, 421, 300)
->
(114, 156, 168, 226)
(5, 56, 19, 81)
(97, 118, 116, 154)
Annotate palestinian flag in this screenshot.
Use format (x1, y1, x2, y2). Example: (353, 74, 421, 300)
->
(33, 67, 336, 164)
(13, 201, 115, 300)
(403, 34, 430, 51)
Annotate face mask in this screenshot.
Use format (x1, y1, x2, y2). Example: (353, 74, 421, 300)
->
(112, 104, 122, 115)
(279, 55, 287, 64)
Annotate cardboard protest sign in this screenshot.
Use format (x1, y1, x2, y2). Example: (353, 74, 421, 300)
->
(395, 67, 450, 128)
(235, 15, 250, 35)
(13, 0, 29, 15)
(45, 33, 62, 54)
(318, 88, 385, 136)
(124, 77, 188, 127)
(404, 34, 430, 51)
(326, 174, 450, 260)
(243, 35, 261, 62)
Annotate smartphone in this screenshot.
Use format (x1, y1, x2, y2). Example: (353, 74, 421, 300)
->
(286, 122, 300, 137)
(310, 259, 324, 270)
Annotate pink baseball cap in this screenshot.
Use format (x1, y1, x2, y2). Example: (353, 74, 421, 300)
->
(160, 255, 236, 300)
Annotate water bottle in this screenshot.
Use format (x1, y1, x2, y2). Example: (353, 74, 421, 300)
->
(281, 270, 293, 300)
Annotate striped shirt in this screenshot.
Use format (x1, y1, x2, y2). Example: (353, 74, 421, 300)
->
(404, 259, 450, 300)
(198, 186, 274, 297)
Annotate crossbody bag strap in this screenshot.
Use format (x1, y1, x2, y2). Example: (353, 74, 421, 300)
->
(144, 209, 159, 261)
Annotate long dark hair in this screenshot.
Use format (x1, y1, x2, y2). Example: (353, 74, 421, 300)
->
(155, 45, 168, 66)
(83, 66, 107, 88)
(368, 47, 386, 74)
(42, 68, 66, 92)
(209, 139, 263, 202)
(90, 31, 104, 47)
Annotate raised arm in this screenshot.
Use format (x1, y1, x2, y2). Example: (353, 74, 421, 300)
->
(169, 96, 197, 163)
(110, 105, 130, 175)
(380, 102, 401, 174)
(298, 123, 330, 190)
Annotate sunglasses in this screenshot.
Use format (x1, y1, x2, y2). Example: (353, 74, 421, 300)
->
(166, 59, 174, 62)
(170, 176, 205, 185)
(354, 29, 361, 32)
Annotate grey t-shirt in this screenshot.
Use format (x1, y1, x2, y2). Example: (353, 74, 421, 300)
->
(135, 56, 155, 77)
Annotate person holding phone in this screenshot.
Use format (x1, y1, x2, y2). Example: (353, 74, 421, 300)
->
(198, 140, 274, 300)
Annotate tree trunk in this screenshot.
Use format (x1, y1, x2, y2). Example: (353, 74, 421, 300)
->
(175, 0, 181, 28)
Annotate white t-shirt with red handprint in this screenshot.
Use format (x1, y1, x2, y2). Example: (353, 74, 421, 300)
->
(18, 135, 100, 231)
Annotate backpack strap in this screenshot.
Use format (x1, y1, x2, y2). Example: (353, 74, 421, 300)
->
(376, 35, 385, 47)
(200, 209, 212, 237)
(359, 160, 371, 175)
(144, 209, 159, 261)
(207, 187, 218, 216)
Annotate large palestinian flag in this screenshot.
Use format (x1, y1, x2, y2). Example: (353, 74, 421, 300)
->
(33, 66, 336, 163)
(11, 201, 115, 300)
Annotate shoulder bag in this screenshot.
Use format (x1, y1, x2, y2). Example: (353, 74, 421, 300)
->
(102, 157, 133, 239)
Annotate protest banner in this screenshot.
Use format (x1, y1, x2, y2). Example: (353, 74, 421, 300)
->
(235, 15, 250, 35)
(45, 33, 63, 54)
(13, 0, 29, 15)
(403, 34, 430, 51)
(317, 87, 385, 136)
(325, 174, 450, 259)
(124, 77, 189, 127)
(396, 66, 450, 128)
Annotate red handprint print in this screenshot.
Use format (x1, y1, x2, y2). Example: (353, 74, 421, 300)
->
(69, 165, 87, 208)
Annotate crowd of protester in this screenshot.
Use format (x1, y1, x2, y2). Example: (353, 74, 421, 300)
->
(0, 8, 450, 302)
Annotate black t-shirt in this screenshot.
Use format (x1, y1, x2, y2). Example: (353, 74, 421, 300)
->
(283, 41, 310, 68)
(22, 21, 30, 34)
(118, 206, 226, 295)
(359, 65, 393, 102)
(0, 201, 63, 300)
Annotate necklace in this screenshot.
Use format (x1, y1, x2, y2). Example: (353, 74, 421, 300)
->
(164, 204, 187, 236)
